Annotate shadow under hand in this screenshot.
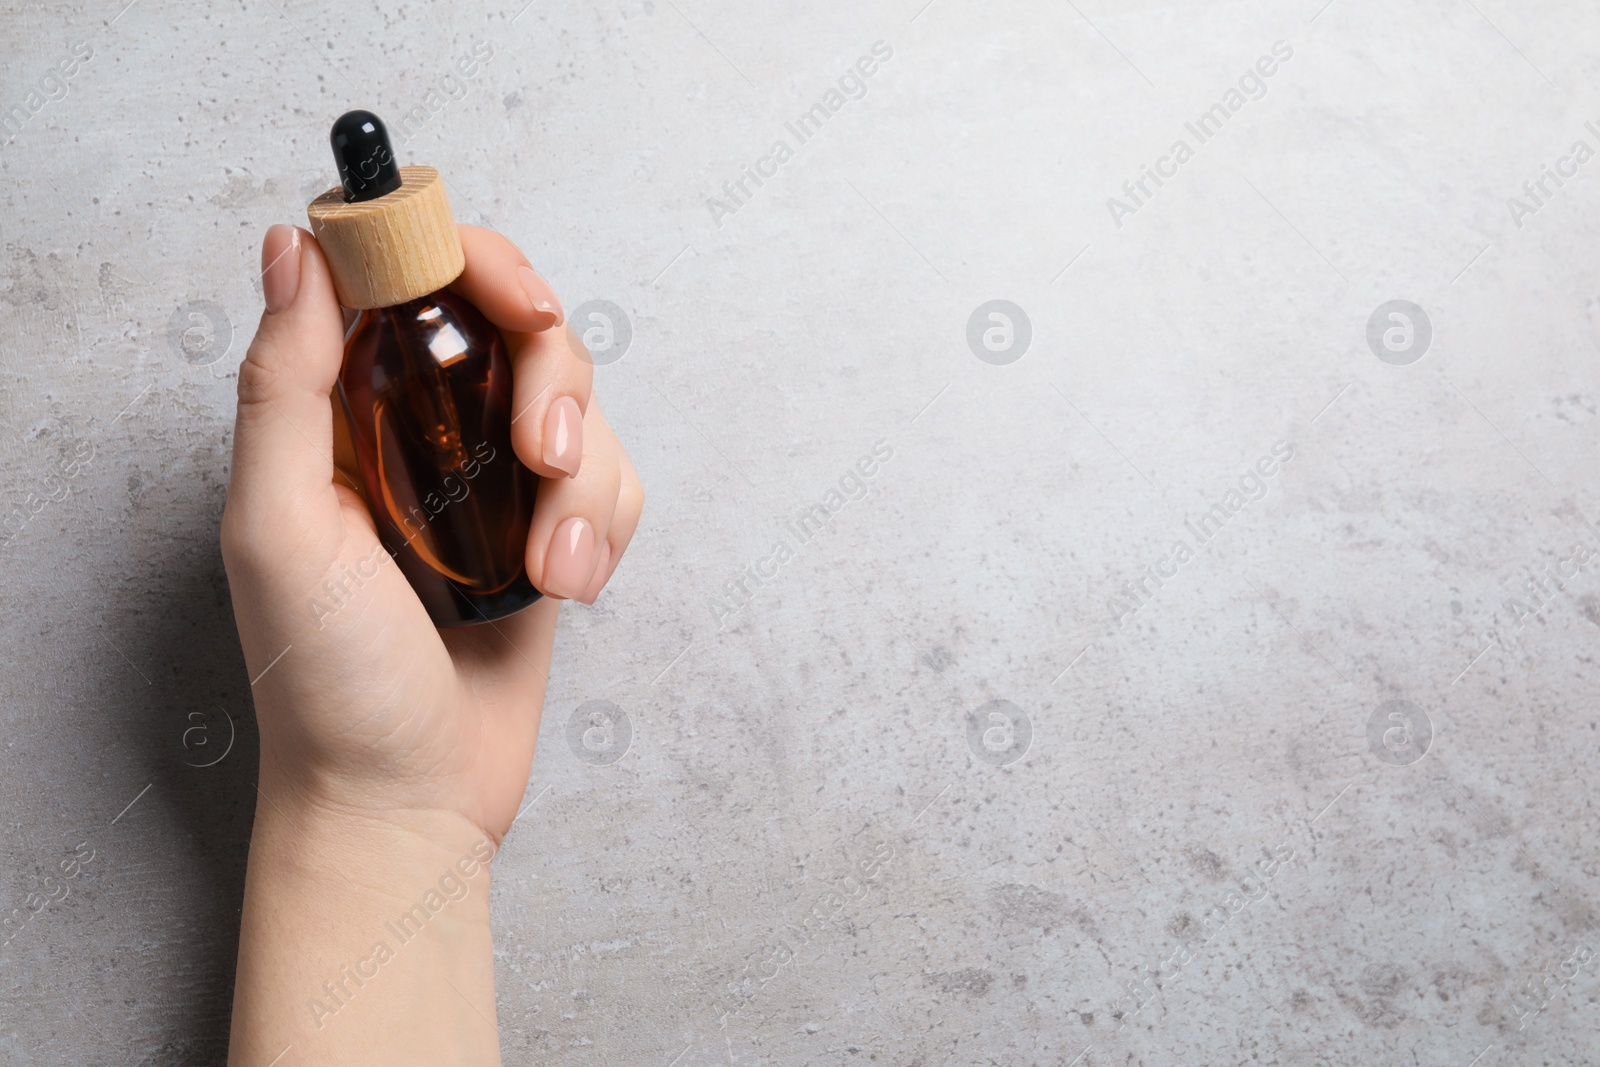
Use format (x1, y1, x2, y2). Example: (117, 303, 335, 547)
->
(122, 535, 259, 1065)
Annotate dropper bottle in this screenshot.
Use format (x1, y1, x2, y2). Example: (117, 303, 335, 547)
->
(308, 110, 539, 627)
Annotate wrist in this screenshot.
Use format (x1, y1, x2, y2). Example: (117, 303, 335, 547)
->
(231, 776, 503, 1064)
(254, 780, 498, 876)
(256, 733, 506, 847)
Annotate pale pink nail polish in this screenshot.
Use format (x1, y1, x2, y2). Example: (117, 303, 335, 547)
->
(544, 517, 597, 599)
(261, 225, 302, 315)
(543, 395, 583, 477)
(517, 265, 563, 326)
(577, 542, 612, 605)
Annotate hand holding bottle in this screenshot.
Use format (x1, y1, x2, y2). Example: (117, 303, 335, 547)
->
(223, 223, 642, 1062)
(227, 219, 642, 833)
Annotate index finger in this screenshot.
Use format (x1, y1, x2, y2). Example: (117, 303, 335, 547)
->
(450, 224, 595, 479)
(450, 223, 564, 334)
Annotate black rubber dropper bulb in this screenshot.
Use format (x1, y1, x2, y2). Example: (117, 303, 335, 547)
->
(330, 110, 402, 203)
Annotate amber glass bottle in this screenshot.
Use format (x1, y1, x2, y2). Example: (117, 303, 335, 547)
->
(309, 111, 540, 627)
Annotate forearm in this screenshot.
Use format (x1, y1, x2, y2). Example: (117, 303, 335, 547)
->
(227, 779, 501, 1066)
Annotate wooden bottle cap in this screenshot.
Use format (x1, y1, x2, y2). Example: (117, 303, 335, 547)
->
(306, 165, 464, 310)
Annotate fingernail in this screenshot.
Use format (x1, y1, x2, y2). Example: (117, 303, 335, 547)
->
(261, 225, 302, 315)
(517, 265, 563, 326)
(577, 542, 612, 605)
(544, 517, 596, 599)
(542, 395, 583, 477)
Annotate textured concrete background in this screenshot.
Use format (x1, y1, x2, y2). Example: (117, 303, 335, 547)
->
(3, 0, 1600, 1063)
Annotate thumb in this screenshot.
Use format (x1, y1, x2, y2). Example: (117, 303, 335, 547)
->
(225, 224, 348, 544)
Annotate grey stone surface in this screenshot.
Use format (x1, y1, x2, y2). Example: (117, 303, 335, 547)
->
(3, 1, 1600, 1064)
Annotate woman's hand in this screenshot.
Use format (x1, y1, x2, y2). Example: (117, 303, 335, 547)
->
(222, 222, 642, 840)
(223, 223, 642, 1065)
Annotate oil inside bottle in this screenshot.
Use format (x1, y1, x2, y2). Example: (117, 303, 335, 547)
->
(339, 287, 540, 626)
